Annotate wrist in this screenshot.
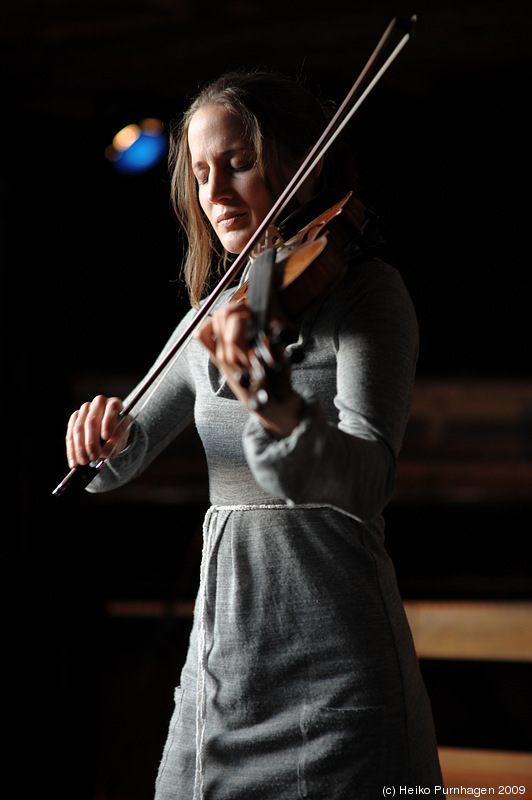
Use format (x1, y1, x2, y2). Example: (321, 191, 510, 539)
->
(255, 392, 303, 439)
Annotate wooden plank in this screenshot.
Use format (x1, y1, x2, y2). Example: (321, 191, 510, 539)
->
(107, 600, 195, 618)
(411, 380, 532, 419)
(396, 460, 532, 492)
(439, 747, 532, 796)
(106, 599, 532, 666)
(107, 600, 532, 663)
(404, 601, 532, 662)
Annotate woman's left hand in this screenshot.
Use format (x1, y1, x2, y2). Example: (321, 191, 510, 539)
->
(195, 302, 302, 438)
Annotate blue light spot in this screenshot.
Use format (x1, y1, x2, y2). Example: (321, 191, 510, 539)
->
(113, 130, 167, 174)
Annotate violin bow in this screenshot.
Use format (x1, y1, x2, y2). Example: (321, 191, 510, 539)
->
(52, 14, 416, 495)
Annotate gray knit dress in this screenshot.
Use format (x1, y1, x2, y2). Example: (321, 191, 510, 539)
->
(89, 258, 442, 798)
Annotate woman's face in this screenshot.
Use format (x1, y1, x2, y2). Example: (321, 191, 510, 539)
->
(187, 103, 279, 254)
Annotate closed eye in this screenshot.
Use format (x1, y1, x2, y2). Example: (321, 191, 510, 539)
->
(232, 161, 254, 173)
(194, 160, 254, 186)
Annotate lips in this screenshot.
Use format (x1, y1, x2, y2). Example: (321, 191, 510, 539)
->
(216, 211, 246, 227)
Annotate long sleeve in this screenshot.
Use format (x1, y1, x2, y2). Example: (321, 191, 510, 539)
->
(242, 259, 419, 521)
(87, 309, 198, 493)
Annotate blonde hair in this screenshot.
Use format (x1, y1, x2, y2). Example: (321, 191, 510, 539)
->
(168, 70, 358, 307)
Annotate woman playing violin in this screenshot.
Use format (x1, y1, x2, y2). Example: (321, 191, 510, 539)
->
(65, 71, 442, 798)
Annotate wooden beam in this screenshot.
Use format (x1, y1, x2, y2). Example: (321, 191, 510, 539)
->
(404, 601, 532, 662)
(439, 747, 532, 795)
(106, 600, 195, 619)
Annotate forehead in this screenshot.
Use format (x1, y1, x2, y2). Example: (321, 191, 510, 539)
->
(187, 103, 250, 160)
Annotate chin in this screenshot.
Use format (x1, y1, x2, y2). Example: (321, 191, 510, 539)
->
(221, 234, 251, 255)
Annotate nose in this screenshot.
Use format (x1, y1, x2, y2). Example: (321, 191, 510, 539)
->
(206, 167, 233, 204)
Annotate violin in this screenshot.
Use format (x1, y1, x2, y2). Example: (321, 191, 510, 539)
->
(230, 186, 381, 409)
(52, 14, 416, 496)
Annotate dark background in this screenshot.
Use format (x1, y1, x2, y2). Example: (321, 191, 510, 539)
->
(3, 1, 531, 798)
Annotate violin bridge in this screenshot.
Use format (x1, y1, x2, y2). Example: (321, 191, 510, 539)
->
(250, 224, 285, 259)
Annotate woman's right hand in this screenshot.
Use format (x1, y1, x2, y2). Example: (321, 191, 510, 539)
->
(66, 395, 131, 468)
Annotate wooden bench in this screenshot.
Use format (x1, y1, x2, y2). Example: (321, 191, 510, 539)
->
(403, 600, 532, 796)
